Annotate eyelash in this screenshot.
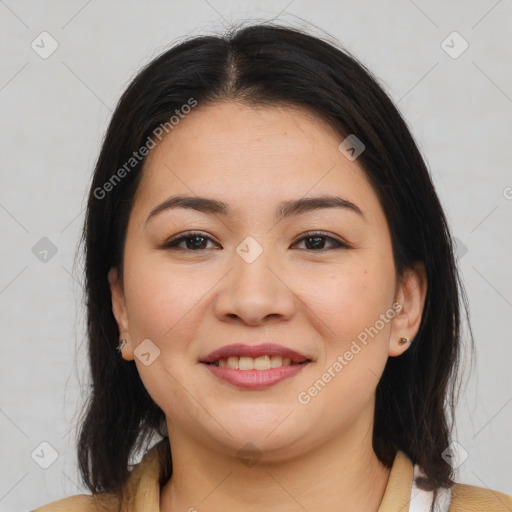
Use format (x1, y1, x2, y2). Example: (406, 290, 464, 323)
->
(160, 231, 351, 252)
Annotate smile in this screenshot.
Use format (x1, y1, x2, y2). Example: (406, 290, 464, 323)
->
(200, 343, 312, 389)
(207, 355, 301, 369)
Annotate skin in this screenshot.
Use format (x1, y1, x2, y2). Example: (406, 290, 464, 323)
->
(108, 100, 427, 512)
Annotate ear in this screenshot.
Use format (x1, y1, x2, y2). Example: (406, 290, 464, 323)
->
(388, 262, 427, 357)
(108, 267, 134, 361)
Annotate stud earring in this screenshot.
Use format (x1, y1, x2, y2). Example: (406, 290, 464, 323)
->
(116, 339, 126, 354)
(398, 336, 409, 345)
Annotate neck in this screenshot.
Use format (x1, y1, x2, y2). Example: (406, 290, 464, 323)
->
(160, 411, 391, 512)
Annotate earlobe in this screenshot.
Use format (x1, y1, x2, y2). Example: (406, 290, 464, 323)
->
(108, 267, 135, 361)
(388, 262, 427, 357)
(116, 335, 135, 361)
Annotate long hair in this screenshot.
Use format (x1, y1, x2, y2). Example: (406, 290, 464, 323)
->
(77, 22, 470, 502)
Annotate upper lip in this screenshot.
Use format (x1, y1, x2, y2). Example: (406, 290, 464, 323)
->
(200, 343, 312, 364)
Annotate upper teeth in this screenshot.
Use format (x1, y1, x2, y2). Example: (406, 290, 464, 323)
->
(216, 355, 293, 370)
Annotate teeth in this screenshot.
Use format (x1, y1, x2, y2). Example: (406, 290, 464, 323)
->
(214, 355, 299, 370)
(270, 355, 282, 368)
(227, 356, 239, 369)
(254, 355, 271, 370)
(239, 356, 254, 370)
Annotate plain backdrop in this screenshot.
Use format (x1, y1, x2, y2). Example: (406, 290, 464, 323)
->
(0, 1, 511, 510)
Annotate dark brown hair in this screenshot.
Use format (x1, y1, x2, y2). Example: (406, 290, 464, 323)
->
(77, 22, 470, 507)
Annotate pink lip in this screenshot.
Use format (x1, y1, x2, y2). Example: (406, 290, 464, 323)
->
(200, 343, 310, 363)
(204, 363, 310, 389)
(200, 343, 312, 389)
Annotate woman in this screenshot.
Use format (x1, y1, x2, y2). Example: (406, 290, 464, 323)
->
(34, 23, 511, 512)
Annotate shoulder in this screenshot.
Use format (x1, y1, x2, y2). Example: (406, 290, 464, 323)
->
(449, 483, 512, 511)
(31, 494, 95, 512)
(31, 438, 169, 512)
(31, 491, 119, 512)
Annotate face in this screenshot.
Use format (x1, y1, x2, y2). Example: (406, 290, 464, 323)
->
(109, 100, 426, 461)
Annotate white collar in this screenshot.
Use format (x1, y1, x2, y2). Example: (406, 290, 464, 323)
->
(408, 464, 452, 512)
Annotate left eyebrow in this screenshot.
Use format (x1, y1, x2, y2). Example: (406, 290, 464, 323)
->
(145, 194, 366, 225)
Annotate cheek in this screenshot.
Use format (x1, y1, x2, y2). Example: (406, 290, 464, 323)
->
(121, 253, 212, 419)
(299, 257, 396, 347)
(122, 250, 213, 344)
(292, 265, 395, 431)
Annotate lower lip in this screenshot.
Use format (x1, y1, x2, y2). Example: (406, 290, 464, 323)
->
(203, 363, 310, 389)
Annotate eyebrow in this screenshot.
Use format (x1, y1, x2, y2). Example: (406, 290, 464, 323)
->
(145, 194, 365, 225)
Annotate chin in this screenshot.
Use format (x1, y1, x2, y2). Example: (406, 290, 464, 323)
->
(209, 407, 309, 451)
(212, 426, 306, 461)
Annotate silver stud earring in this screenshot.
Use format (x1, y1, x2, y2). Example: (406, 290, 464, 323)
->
(116, 339, 126, 354)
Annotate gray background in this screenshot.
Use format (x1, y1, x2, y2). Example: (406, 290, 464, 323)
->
(0, 1, 511, 510)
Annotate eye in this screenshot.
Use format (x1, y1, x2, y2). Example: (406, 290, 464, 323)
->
(292, 231, 350, 251)
(160, 230, 350, 252)
(161, 231, 219, 251)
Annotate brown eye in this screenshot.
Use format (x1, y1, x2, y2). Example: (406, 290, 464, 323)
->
(162, 232, 219, 251)
(292, 232, 349, 251)
(160, 231, 350, 252)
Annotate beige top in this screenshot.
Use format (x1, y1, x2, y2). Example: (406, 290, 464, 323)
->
(33, 439, 512, 512)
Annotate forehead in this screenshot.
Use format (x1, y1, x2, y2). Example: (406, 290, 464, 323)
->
(132, 101, 378, 222)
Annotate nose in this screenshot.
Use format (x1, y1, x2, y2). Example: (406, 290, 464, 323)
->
(212, 245, 296, 326)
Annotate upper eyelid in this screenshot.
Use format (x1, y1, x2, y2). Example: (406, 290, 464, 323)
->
(163, 231, 348, 248)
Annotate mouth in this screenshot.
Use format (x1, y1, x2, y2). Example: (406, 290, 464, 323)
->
(200, 343, 312, 389)
(204, 355, 305, 369)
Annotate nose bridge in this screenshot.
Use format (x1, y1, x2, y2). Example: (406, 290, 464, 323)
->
(235, 240, 278, 290)
(214, 236, 295, 324)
